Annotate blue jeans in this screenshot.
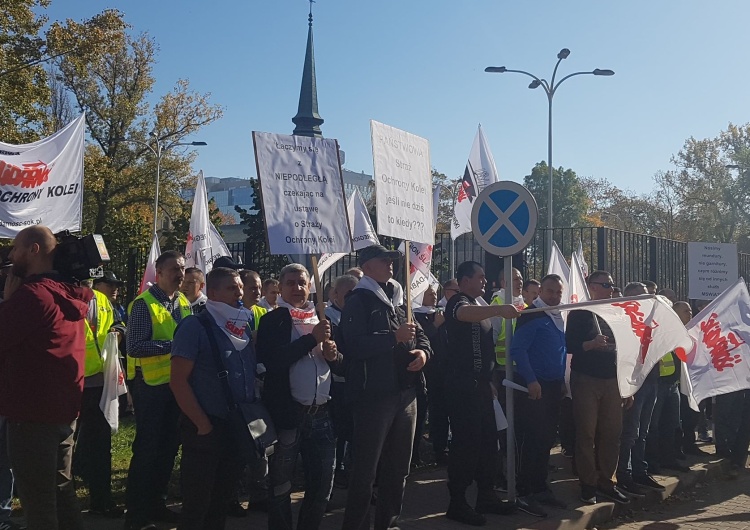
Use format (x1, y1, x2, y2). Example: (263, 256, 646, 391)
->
(617, 378, 658, 478)
(267, 407, 335, 530)
(0, 417, 13, 521)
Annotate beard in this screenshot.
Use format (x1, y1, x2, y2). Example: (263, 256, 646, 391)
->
(11, 262, 28, 278)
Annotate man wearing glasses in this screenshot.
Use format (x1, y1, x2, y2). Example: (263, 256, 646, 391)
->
(565, 271, 631, 506)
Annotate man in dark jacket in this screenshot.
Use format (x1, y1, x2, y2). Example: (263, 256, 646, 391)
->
(339, 245, 431, 530)
(0, 225, 93, 530)
(256, 263, 340, 530)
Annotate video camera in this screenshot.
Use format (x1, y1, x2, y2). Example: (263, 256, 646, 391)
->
(53, 231, 111, 282)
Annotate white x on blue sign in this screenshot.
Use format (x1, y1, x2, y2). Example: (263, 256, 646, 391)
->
(470, 181, 538, 257)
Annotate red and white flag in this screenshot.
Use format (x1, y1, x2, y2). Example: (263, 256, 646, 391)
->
(569, 251, 590, 304)
(401, 185, 442, 302)
(139, 232, 160, 294)
(684, 278, 750, 404)
(185, 171, 231, 274)
(451, 125, 499, 240)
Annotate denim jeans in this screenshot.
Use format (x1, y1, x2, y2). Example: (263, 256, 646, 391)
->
(618, 377, 658, 479)
(267, 407, 335, 530)
(0, 417, 13, 521)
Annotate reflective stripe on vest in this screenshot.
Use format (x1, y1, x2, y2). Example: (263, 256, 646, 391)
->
(491, 294, 517, 366)
(659, 352, 676, 377)
(126, 289, 191, 385)
(84, 290, 115, 377)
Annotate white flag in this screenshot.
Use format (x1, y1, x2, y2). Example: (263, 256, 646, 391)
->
(207, 223, 232, 265)
(0, 114, 85, 237)
(569, 251, 590, 304)
(548, 241, 571, 302)
(407, 185, 442, 277)
(139, 233, 160, 294)
(185, 171, 213, 273)
(574, 239, 589, 278)
(685, 278, 750, 404)
(99, 332, 127, 433)
(451, 124, 499, 240)
(315, 189, 379, 280)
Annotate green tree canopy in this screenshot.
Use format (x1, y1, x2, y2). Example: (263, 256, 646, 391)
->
(523, 161, 589, 229)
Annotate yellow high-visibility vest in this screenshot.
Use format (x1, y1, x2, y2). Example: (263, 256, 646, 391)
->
(249, 304, 267, 332)
(659, 351, 676, 377)
(490, 293, 517, 367)
(127, 289, 191, 386)
(84, 290, 116, 377)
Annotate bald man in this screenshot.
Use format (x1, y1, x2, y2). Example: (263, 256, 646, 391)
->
(0, 225, 94, 529)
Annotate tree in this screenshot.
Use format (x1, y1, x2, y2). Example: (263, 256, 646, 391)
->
(431, 169, 456, 234)
(523, 161, 589, 229)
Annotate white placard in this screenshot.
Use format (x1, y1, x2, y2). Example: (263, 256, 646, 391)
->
(370, 120, 433, 243)
(253, 132, 352, 255)
(0, 114, 85, 237)
(688, 242, 738, 299)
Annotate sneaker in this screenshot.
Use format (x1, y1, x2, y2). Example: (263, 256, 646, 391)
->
(580, 485, 597, 504)
(633, 473, 666, 491)
(617, 477, 649, 497)
(515, 496, 547, 518)
(446, 501, 487, 526)
(697, 433, 713, 443)
(532, 489, 567, 509)
(596, 486, 630, 505)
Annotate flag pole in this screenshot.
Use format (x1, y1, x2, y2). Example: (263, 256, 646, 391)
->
(404, 240, 412, 323)
(310, 255, 326, 322)
(520, 294, 656, 315)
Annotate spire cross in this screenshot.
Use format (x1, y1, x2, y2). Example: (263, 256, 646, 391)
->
(308, 0, 315, 24)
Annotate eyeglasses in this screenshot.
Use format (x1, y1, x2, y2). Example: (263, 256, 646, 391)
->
(589, 282, 615, 289)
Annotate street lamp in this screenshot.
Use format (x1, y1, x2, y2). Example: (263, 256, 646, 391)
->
(485, 49, 614, 236)
(116, 134, 207, 234)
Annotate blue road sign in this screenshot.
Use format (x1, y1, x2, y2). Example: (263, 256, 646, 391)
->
(470, 181, 538, 257)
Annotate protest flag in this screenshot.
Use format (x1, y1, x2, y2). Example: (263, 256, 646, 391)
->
(139, 232, 161, 294)
(574, 239, 589, 278)
(185, 171, 231, 274)
(569, 250, 590, 304)
(548, 240, 571, 300)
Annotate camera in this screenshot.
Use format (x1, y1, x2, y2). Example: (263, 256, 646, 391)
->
(53, 231, 111, 282)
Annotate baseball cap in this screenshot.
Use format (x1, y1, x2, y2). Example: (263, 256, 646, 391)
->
(358, 245, 402, 267)
(213, 256, 243, 270)
(93, 271, 124, 285)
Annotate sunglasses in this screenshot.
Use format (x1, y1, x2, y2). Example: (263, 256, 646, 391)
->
(589, 281, 615, 289)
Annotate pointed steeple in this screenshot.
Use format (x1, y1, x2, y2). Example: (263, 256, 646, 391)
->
(292, 2, 324, 137)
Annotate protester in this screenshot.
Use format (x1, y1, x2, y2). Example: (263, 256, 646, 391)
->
(93, 271, 127, 323)
(439, 278, 459, 308)
(657, 288, 677, 304)
(258, 278, 280, 311)
(325, 274, 359, 487)
(510, 274, 567, 517)
(443, 261, 519, 525)
(181, 267, 207, 313)
(170, 267, 258, 529)
(74, 273, 126, 518)
(521, 279, 541, 307)
(239, 269, 267, 333)
(566, 271, 630, 505)
(339, 245, 431, 530)
(0, 225, 93, 530)
(124, 250, 191, 530)
(615, 282, 666, 497)
(345, 267, 364, 280)
(714, 390, 750, 478)
(257, 263, 341, 530)
(643, 281, 658, 295)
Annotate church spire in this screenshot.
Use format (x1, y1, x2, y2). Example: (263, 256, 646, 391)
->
(292, 1, 324, 137)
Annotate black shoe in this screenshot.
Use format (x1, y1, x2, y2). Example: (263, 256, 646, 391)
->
(676, 451, 687, 461)
(446, 501, 487, 526)
(684, 445, 712, 457)
(122, 522, 157, 530)
(0, 521, 27, 530)
(515, 496, 547, 517)
(562, 447, 574, 458)
(227, 500, 247, 518)
(662, 461, 691, 473)
(152, 504, 181, 523)
(633, 473, 666, 491)
(596, 486, 630, 505)
(89, 505, 124, 518)
(532, 489, 567, 509)
(617, 477, 649, 497)
(475, 494, 515, 515)
(580, 485, 597, 504)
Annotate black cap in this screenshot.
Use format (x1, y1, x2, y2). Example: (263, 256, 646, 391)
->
(358, 245, 402, 266)
(94, 271, 124, 286)
(213, 256, 243, 270)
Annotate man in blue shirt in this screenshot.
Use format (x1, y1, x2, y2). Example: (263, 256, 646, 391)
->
(170, 267, 257, 530)
(510, 274, 567, 517)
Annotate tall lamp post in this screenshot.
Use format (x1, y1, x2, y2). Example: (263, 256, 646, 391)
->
(117, 133, 207, 234)
(485, 49, 614, 239)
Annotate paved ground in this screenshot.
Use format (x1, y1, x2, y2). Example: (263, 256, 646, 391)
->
(602, 468, 750, 530)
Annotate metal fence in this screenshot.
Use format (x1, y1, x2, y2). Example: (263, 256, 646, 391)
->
(117, 226, 750, 306)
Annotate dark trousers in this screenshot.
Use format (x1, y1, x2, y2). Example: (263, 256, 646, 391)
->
(179, 415, 242, 530)
(559, 397, 575, 453)
(73, 386, 113, 510)
(7, 420, 84, 530)
(426, 368, 450, 455)
(517, 379, 563, 496)
(268, 407, 336, 530)
(342, 389, 416, 530)
(714, 390, 750, 467)
(0, 417, 13, 521)
(329, 380, 353, 472)
(680, 393, 699, 451)
(617, 378, 658, 479)
(446, 380, 497, 500)
(412, 389, 428, 462)
(125, 375, 181, 524)
(646, 380, 680, 466)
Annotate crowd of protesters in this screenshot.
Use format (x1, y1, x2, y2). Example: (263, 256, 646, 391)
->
(0, 225, 748, 530)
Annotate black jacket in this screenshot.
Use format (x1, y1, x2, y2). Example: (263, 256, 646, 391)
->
(339, 288, 432, 401)
(256, 307, 343, 430)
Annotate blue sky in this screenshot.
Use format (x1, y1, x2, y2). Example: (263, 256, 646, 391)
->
(44, 1, 750, 193)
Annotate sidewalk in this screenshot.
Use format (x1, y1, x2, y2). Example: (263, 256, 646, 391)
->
(28, 442, 730, 530)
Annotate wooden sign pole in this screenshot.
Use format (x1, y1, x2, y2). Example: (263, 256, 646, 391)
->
(404, 241, 412, 323)
(310, 255, 326, 323)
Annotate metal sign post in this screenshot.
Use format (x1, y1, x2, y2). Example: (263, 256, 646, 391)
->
(471, 180, 538, 503)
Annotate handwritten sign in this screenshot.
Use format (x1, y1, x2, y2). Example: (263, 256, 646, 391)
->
(688, 242, 738, 299)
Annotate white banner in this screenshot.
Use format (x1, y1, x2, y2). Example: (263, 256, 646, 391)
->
(184, 172, 231, 274)
(371, 120, 433, 243)
(407, 185, 442, 277)
(570, 251, 590, 304)
(574, 239, 589, 278)
(0, 114, 85, 237)
(687, 241, 738, 299)
(253, 132, 352, 255)
(548, 240, 571, 300)
(139, 233, 160, 294)
(685, 278, 750, 404)
(451, 124, 499, 240)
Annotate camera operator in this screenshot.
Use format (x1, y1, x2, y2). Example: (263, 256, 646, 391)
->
(0, 225, 94, 530)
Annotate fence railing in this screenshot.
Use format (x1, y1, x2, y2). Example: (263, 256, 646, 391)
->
(117, 226, 750, 306)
